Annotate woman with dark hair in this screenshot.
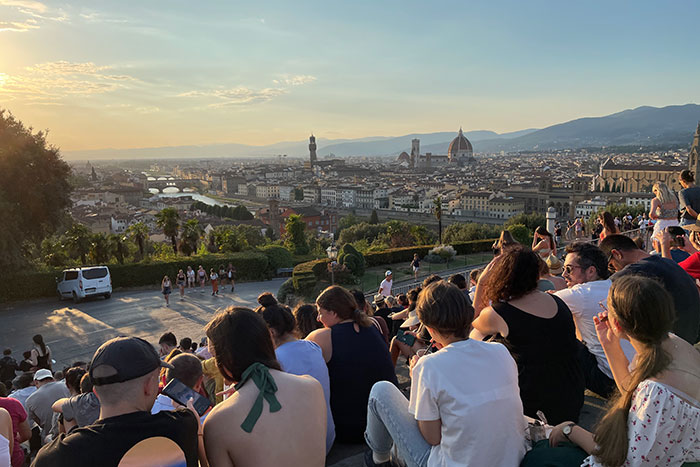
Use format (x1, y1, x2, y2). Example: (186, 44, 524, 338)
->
(532, 225, 556, 259)
(351, 290, 389, 345)
(307, 286, 397, 443)
(547, 275, 700, 466)
(473, 230, 521, 315)
(292, 304, 322, 338)
(471, 246, 584, 425)
(255, 293, 335, 453)
(29, 335, 51, 370)
(203, 307, 327, 466)
(598, 211, 618, 241)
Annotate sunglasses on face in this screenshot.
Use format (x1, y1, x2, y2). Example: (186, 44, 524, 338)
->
(563, 265, 582, 274)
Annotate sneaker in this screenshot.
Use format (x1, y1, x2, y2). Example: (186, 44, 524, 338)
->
(364, 450, 393, 467)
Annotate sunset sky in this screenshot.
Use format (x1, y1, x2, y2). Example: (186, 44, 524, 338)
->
(1, 0, 699, 152)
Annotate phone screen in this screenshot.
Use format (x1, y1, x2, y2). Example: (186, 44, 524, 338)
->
(162, 377, 212, 416)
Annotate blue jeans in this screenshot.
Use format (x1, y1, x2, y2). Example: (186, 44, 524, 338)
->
(365, 381, 432, 467)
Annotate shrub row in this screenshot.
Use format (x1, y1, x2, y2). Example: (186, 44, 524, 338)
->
(0, 252, 270, 302)
(363, 239, 495, 267)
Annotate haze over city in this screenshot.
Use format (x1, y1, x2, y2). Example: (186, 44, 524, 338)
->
(1, 0, 699, 154)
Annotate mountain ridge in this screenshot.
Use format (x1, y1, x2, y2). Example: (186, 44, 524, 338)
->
(64, 103, 700, 160)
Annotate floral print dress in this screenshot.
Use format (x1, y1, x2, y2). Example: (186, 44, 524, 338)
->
(583, 380, 700, 466)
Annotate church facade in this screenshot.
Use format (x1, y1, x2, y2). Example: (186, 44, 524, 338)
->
(397, 129, 475, 169)
(593, 123, 700, 193)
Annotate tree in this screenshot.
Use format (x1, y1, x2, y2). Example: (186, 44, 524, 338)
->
(40, 236, 69, 267)
(126, 222, 150, 260)
(231, 205, 253, 220)
(180, 219, 203, 256)
(505, 224, 530, 244)
(369, 209, 379, 225)
(338, 243, 365, 277)
(109, 234, 127, 264)
(0, 109, 72, 268)
(505, 213, 546, 232)
(265, 226, 277, 242)
(89, 233, 110, 264)
(156, 208, 180, 253)
(433, 197, 443, 244)
(65, 224, 92, 265)
(284, 214, 309, 255)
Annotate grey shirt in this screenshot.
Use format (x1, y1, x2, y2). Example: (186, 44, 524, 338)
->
(679, 186, 700, 220)
(61, 392, 100, 428)
(26, 381, 70, 440)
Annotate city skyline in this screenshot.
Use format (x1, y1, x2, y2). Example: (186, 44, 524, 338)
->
(1, 0, 699, 152)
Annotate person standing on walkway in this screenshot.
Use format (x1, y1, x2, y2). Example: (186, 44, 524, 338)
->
(227, 263, 236, 292)
(161, 275, 172, 307)
(176, 269, 186, 301)
(410, 254, 420, 280)
(679, 169, 700, 230)
(379, 271, 393, 297)
(210, 269, 219, 296)
(650, 181, 679, 242)
(186, 266, 195, 290)
(197, 265, 206, 291)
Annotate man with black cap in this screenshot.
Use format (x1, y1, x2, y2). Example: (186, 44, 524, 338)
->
(33, 336, 201, 467)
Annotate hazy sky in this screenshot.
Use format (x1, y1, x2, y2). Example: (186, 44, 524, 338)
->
(1, 0, 699, 151)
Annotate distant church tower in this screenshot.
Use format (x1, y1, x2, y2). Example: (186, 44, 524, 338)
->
(309, 134, 317, 167)
(410, 138, 419, 169)
(690, 122, 700, 177)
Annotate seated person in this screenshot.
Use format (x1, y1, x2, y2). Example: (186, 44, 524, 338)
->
(351, 290, 389, 345)
(471, 246, 585, 425)
(389, 308, 428, 367)
(33, 337, 202, 466)
(255, 293, 335, 453)
(365, 281, 527, 467)
(52, 372, 100, 431)
(151, 353, 209, 421)
(548, 275, 700, 466)
(307, 286, 398, 443)
(203, 307, 327, 467)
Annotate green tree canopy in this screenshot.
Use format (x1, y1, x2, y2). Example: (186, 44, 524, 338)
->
(156, 207, 180, 253)
(284, 214, 310, 255)
(126, 222, 150, 260)
(369, 209, 379, 224)
(0, 109, 72, 268)
(180, 219, 203, 256)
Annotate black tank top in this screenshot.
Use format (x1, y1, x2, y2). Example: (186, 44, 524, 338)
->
(327, 322, 398, 442)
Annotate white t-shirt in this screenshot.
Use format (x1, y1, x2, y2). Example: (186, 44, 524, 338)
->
(186, 269, 195, 279)
(555, 280, 636, 379)
(408, 339, 526, 467)
(379, 278, 392, 296)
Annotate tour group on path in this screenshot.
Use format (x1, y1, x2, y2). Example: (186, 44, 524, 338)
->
(0, 278, 287, 371)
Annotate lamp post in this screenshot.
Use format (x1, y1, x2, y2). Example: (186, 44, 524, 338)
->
(326, 243, 338, 285)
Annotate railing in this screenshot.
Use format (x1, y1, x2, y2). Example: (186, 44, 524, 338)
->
(365, 226, 650, 300)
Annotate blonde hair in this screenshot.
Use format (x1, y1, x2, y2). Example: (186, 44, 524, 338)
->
(652, 182, 676, 205)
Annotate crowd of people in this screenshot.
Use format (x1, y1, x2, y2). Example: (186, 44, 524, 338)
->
(3, 184, 700, 465)
(160, 264, 237, 306)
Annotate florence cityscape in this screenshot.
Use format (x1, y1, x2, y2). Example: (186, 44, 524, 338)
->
(1, 1, 700, 467)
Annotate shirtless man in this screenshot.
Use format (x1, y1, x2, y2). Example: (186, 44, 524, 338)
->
(202, 307, 326, 467)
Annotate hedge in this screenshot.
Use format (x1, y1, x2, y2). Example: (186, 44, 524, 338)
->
(0, 252, 269, 302)
(363, 239, 495, 267)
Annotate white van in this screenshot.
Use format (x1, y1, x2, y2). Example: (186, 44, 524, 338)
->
(57, 266, 112, 303)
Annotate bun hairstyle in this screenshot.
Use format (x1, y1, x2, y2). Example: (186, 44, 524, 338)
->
(593, 276, 674, 466)
(255, 292, 295, 338)
(681, 169, 695, 184)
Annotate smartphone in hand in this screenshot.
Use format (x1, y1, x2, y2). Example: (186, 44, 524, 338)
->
(162, 377, 212, 416)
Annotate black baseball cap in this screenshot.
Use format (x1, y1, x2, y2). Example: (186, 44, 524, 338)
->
(89, 336, 174, 386)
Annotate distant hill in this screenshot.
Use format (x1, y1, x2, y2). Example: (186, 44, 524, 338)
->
(475, 104, 700, 152)
(64, 104, 700, 160)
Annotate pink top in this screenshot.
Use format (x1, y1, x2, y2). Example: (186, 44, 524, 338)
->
(583, 379, 700, 466)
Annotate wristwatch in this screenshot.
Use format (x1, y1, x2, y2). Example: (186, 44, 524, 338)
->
(563, 423, 575, 441)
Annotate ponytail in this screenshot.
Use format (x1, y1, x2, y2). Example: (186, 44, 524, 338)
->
(592, 276, 674, 466)
(593, 342, 671, 466)
(353, 308, 372, 327)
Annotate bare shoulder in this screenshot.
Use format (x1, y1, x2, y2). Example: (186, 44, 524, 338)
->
(306, 327, 331, 344)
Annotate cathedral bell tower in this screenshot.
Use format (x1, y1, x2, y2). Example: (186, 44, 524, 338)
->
(690, 122, 700, 177)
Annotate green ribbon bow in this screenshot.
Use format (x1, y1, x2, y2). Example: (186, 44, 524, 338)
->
(234, 362, 281, 433)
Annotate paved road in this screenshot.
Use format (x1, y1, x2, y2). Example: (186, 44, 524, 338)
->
(0, 279, 286, 371)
